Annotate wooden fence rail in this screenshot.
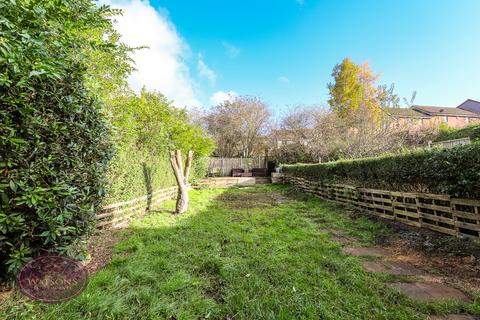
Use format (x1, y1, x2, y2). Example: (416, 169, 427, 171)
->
(208, 157, 266, 177)
(96, 186, 178, 229)
(285, 175, 480, 239)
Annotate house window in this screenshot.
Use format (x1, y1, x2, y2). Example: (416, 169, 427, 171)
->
(466, 117, 470, 124)
(443, 116, 448, 123)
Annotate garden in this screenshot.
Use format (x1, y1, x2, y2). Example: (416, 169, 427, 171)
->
(1, 1, 480, 320)
(2, 185, 479, 319)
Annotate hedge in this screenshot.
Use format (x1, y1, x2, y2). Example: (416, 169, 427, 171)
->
(283, 142, 480, 199)
(103, 91, 214, 204)
(434, 124, 480, 142)
(0, 0, 114, 279)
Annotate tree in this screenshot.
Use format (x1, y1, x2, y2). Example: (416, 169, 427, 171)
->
(0, 0, 117, 279)
(105, 90, 215, 202)
(205, 96, 271, 157)
(169, 150, 193, 214)
(327, 58, 384, 122)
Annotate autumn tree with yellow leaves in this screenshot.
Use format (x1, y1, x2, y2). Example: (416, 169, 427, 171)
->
(327, 58, 396, 124)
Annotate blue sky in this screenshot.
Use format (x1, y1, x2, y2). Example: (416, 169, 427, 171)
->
(106, 0, 480, 114)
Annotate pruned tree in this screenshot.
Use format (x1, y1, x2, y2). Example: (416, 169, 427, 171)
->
(169, 150, 193, 214)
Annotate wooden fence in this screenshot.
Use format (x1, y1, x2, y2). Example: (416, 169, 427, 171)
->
(285, 175, 480, 239)
(208, 157, 266, 177)
(430, 137, 471, 149)
(96, 186, 178, 229)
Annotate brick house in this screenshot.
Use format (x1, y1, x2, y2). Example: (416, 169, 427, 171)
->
(389, 99, 480, 128)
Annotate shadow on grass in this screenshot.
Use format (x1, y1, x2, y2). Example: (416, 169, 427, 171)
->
(1, 185, 478, 320)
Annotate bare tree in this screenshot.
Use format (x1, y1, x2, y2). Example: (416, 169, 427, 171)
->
(274, 106, 437, 164)
(169, 150, 193, 214)
(205, 96, 271, 157)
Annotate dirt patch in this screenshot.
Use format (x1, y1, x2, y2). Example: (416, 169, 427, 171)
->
(84, 228, 129, 275)
(363, 261, 424, 276)
(217, 191, 288, 209)
(0, 228, 127, 303)
(195, 260, 225, 304)
(350, 209, 480, 292)
(342, 246, 390, 257)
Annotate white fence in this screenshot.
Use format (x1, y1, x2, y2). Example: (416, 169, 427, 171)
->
(430, 137, 471, 149)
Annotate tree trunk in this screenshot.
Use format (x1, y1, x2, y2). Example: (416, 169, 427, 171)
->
(169, 150, 193, 214)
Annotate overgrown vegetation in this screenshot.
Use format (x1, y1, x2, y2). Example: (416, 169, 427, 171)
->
(105, 90, 214, 203)
(0, 0, 213, 281)
(1, 186, 478, 319)
(435, 123, 480, 142)
(283, 141, 480, 198)
(0, 0, 116, 279)
(271, 59, 434, 164)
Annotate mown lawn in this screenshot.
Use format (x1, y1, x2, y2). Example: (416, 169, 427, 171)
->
(1, 185, 479, 319)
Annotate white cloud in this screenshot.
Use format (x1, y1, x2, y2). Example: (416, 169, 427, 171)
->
(278, 76, 290, 83)
(104, 0, 200, 107)
(222, 41, 240, 58)
(210, 90, 239, 106)
(197, 54, 217, 86)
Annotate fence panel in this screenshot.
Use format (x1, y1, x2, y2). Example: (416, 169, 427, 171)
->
(285, 175, 480, 239)
(208, 157, 266, 177)
(96, 186, 177, 229)
(431, 137, 471, 149)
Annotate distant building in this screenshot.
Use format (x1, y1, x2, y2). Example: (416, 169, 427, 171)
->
(457, 99, 480, 115)
(270, 129, 312, 149)
(388, 99, 480, 128)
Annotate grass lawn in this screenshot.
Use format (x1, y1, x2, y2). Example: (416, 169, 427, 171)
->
(1, 185, 479, 319)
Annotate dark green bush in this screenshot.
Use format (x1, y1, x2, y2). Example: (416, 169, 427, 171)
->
(283, 142, 480, 199)
(0, 0, 115, 279)
(434, 123, 480, 142)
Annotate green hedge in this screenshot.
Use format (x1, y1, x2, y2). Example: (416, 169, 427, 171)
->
(434, 124, 480, 142)
(283, 142, 480, 199)
(104, 91, 214, 204)
(0, 0, 114, 278)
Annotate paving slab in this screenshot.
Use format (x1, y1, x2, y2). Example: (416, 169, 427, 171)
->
(342, 246, 390, 257)
(428, 315, 479, 320)
(387, 282, 471, 302)
(330, 235, 360, 244)
(363, 261, 424, 276)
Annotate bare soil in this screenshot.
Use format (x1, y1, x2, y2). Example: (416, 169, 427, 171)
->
(84, 228, 130, 275)
(350, 209, 480, 293)
(217, 191, 288, 209)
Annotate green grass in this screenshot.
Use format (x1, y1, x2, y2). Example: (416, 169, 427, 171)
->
(1, 185, 479, 319)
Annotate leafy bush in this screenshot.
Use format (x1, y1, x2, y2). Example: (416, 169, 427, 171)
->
(104, 90, 214, 203)
(434, 123, 480, 142)
(0, 0, 116, 279)
(283, 142, 480, 198)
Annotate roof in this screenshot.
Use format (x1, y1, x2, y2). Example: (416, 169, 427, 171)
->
(413, 105, 480, 117)
(457, 99, 480, 114)
(387, 108, 430, 119)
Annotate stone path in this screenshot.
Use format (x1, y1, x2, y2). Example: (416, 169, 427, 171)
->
(386, 282, 470, 302)
(330, 235, 359, 244)
(339, 244, 473, 312)
(362, 261, 424, 276)
(341, 246, 390, 257)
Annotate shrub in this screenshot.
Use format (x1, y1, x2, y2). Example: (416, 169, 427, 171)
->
(104, 90, 214, 204)
(0, 0, 115, 279)
(283, 142, 480, 199)
(435, 123, 480, 142)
